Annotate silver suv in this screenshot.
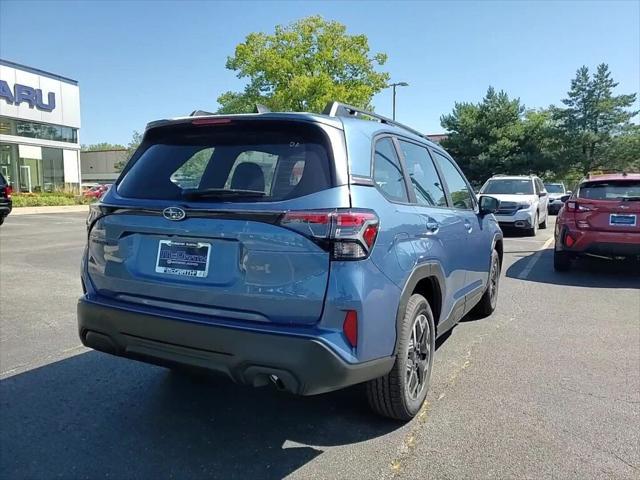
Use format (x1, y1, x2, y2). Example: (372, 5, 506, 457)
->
(479, 175, 549, 236)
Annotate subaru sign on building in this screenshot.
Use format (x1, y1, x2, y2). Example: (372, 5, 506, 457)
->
(0, 59, 81, 193)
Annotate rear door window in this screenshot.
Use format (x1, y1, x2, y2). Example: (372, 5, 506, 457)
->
(431, 151, 475, 210)
(373, 138, 409, 202)
(398, 140, 447, 207)
(117, 121, 333, 202)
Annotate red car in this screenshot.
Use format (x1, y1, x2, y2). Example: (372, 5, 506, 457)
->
(554, 173, 640, 271)
(83, 184, 110, 199)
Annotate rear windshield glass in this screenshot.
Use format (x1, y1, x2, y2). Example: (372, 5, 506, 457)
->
(117, 121, 333, 202)
(544, 184, 564, 193)
(481, 179, 533, 195)
(579, 180, 640, 200)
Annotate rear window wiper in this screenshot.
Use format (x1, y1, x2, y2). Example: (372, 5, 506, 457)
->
(182, 188, 266, 199)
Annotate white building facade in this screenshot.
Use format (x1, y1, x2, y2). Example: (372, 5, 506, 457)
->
(0, 59, 81, 192)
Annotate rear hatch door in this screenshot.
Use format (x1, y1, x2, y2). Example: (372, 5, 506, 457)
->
(576, 179, 640, 233)
(87, 118, 348, 326)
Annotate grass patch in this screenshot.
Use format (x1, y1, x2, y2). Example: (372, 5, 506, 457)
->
(12, 192, 94, 207)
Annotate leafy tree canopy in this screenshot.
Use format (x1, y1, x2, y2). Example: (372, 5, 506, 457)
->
(551, 63, 638, 174)
(81, 142, 125, 151)
(440, 87, 552, 185)
(217, 16, 390, 113)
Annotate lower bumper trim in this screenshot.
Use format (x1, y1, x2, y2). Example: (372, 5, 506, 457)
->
(78, 299, 394, 396)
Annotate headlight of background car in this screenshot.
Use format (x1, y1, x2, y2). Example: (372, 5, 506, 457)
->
(516, 201, 532, 211)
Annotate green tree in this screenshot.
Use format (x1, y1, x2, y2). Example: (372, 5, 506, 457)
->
(81, 142, 125, 151)
(440, 87, 552, 185)
(552, 63, 638, 174)
(114, 131, 143, 172)
(217, 16, 390, 113)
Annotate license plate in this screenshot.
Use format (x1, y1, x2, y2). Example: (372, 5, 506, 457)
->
(155, 240, 211, 277)
(609, 214, 637, 226)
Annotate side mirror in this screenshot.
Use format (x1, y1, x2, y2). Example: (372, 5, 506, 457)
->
(560, 194, 570, 203)
(478, 195, 500, 215)
(566, 190, 572, 195)
(539, 191, 548, 197)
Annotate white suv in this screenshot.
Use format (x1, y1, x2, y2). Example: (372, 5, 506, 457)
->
(479, 175, 549, 236)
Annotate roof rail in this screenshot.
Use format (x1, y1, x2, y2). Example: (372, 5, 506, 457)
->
(323, 101, 428, 141)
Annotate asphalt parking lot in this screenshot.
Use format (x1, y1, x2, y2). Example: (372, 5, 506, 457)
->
(0, 212, 638, 480)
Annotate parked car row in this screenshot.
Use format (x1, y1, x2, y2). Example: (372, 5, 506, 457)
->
(478, 174, 549, 236)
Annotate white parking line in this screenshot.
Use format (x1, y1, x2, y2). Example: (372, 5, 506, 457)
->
(517, 237, 555, 279)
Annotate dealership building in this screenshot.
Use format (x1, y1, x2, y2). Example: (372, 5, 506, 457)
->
(0, 59, 81, 193)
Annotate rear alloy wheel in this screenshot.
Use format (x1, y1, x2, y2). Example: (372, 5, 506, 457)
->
(367, 294, 435, 421)
(554, 249, 571, 271)
(472, 249, 501, 318)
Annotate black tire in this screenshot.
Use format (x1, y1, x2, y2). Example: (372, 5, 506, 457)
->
(527, 214, 538, 236)
(0, 215, 4, 226)
(471, 249, 501, 318)
(367, 294, 435, 421)
(554, 249, 571, 271)
(540, 212, 548, 229)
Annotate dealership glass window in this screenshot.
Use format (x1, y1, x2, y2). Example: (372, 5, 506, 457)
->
(0, 116, 77, 143)
(0, 143, 19, 190)
(42, 147, 65, 191)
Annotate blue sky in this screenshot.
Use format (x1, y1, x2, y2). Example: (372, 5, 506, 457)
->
(1, 0, 638, 145)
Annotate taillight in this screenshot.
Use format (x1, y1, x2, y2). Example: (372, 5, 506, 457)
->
(279, 209, 379, 260)
(86, 204, 108, 231)
(565, 201, 591, 212)
(343, 310, 358, 348)
(3, 185, 12, 199)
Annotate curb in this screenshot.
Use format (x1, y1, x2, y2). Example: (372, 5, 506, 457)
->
(11, 205, 90, 215)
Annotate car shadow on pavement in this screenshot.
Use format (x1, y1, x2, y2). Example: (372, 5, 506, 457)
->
(506, 249, 640, 288)
(0, 351, 401, 480)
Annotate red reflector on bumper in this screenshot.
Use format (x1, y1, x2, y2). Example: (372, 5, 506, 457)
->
(343, 310, 358, 348)
(564, 234, 575, 247)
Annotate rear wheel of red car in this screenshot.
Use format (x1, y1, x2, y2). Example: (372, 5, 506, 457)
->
(367, 294, 435, 421)
(554, 249, 571, 271)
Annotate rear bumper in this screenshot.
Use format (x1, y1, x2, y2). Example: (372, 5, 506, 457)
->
(557, 226, 640, 257)
(77, 299, 394, 396)
(0, 200, 11, 216)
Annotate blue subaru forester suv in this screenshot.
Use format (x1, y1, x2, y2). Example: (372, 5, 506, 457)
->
(79, 103, 502, 420)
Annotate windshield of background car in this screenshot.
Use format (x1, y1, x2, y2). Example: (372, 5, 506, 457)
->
(481, 179, 534, 195)
(578, 180, 640, 200)
(117, 120, 333, 202)
(544, 184, 564, 193)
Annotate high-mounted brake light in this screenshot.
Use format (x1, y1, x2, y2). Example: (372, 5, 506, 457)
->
(191, 118, 233, 126)
(279, 209, 379, 260)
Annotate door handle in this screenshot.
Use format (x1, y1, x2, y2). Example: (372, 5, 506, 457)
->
(463, 220, 473, 233)
(425, 221, 440, 234)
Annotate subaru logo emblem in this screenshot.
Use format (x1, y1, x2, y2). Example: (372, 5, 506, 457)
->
(163, 207, 186, 221)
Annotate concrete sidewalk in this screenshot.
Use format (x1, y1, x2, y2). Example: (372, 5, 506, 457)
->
(11, 205, 90, 215)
